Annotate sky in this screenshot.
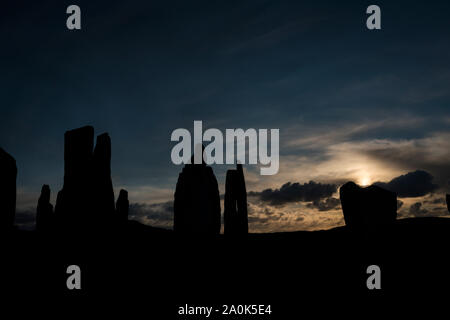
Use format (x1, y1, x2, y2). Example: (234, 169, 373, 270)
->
(1, 0, 450, 231)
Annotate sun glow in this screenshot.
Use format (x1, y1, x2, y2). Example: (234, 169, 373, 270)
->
(359, 175, 371, 187)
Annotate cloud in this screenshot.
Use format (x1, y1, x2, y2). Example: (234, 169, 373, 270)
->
(283, 116, 425, 151)
(14, 209, 35, 230)
(117, 185, 174, 205)
(424, 197, 445, 205)
(409, 202, 428, 216)
(224, 16, 327, 55)
(374, 170, 438, 198)
(266, 119, 450, 195)
(246, 200, 344, 233)
(360, 133, 450, 190)
(307, 197, 340, 211)
(397, 193, 449, 219)
(129, 201, 174, 229)
(250, 181, 337, 206)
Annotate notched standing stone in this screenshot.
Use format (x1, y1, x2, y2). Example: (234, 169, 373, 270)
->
(55, 126, 116, 232)
(340, 181, 397, 229)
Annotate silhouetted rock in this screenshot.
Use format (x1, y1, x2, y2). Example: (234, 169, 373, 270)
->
(116, 189, 129, 223)
(174, 152, 221, 235)
(224, 164, 248, 236)
(55, 126, 116, 232)
(55, 126, 94, 229)
(36, 185, 54, 231)
(0, 148, 17, 231)
(447, 194, 450, 213)
(339, 181, 397, 229)
(93, 133, 115, 222)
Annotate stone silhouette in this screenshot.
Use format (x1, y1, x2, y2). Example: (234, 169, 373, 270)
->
(447, 194, 450, 213)
(116, 189, 129, 223)
(55, 126, 94, 229)
(0, 148, 17, 231)
(224, 164, 248, 236)
(339, 181, 397, 229)
(93, 133, 115, 221)
(36, 185, 54, 231)
(55, 126, 115, 231)
(174, 147, 221, 234)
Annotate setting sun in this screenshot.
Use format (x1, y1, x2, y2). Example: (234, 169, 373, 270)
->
(359, 175, 371, 186)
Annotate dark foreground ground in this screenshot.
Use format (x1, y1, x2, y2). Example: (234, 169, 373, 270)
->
(3, 217, 450, 317)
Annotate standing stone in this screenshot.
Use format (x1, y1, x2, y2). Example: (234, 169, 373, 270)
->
(55, 126, 94, 230)
(36, 184, 54, 231)
(116, 189, 129, 223)
(93, 133, 115, 223)
(339, 181, 397, 229)
(174, 154, 221, 235)
(0, 148, 17, 231)
(55, 126, 116, 232)
(224, 164, 248, 236)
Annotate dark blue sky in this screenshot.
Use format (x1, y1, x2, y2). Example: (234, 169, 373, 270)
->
(1, 1, 450, 230)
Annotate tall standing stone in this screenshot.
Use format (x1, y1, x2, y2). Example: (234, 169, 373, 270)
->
(224, 164, 248, 236)
(36, 184, 54, 231)
(174, 156, 221, 235)
(55, 126, 116, 232)
(55, 126, 95, 230)
(93, 133, 115, 223)
(0, 148, 17, 231)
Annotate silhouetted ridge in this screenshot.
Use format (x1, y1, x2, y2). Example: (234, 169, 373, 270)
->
(36, 184, 54, 231)
(0, 148, 17, 231)
(339, 181, 397, 229)
(224, 164, 248, 236)
(174, 148, 221, 234)
(116, 189, 129, 223)
(55, 126, 115, 232)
